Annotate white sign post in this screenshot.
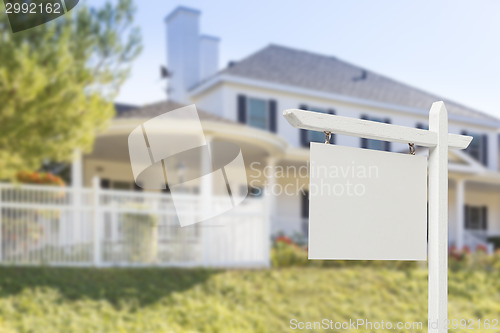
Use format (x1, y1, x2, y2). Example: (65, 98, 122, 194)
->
(283, 102, 472, 333)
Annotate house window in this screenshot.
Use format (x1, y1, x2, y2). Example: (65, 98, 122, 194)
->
(301, 191, 309, 235)
(237, 95, 277, 132)
(300, 105, 335, 147)
(462, 131, 488, 166)
(247, 98, 268, 130)
(465, 205, 487, 230)
(240, 185, 262, 197)
(112, 181, 133, 190)
(416, 123, 429, 130)
(360, 115, 391, 151)
(100, 179, 137, 191)
(161, 184, 170, 194)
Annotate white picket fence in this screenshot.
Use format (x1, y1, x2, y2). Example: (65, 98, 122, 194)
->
(0, 182, 269, 268)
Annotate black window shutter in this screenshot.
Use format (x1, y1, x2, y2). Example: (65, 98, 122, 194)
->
(384, 118, 391, 151)
(300, 130, 308, 147)
(482, 206, 488, 230)
(482, 134, 488, 167)
(301, 191, 309, 218)
(328, 109, 336, 144)
(237, 95, 247, 124)
(100, 179, 110, 189)
(299, 105, 309, 147)
(464, 205, 470, 229)
(360, 114, 368, 148)
(269, 99, 277, 132)
(461, 131, 469, 155)
(461, 130, 468, 149)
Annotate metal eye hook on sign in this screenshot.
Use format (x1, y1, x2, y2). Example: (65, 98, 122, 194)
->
(324, 131, 332, 144)
(409, 143, 416, 155)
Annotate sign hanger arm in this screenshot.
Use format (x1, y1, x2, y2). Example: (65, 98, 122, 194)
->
(283, 106, 472, 150)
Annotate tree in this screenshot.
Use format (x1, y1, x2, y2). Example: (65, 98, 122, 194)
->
(0, 0, 142, 180)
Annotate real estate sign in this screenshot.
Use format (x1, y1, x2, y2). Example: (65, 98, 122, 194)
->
(308, 143, 427, 261)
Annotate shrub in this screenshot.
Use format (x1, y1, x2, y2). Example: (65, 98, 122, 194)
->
(122, 212, 158, 263)
(271, 235, 309, 267)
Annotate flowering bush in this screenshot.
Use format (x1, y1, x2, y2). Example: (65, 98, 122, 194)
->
(447, 245, 500, 271)
(271, 235, 309, 267)
(272, 236, 500, 270)
(275, 235, 293, 245)
(476, 244, 488, 253)
(16, 171, 65, 186)
(121, 210, 158, 263)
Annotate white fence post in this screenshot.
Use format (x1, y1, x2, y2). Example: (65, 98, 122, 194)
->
(92, 177, 101, 266)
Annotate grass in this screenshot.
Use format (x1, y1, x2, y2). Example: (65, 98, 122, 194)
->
(0, 265, 498, 332)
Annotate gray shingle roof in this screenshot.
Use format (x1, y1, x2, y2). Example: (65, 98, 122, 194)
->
(220, 44, 499, 124)
(115, 100, 236, 124)
(115, 103, 139, 115)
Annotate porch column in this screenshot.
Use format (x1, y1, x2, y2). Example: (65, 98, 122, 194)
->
(264, 157, 277, 266)
(456, 179, 465, 250)
(201, 136, 213, 266)
(71, 148, 83, 189)
(265, 157, 277, 218)
(201, 135, 213, 218)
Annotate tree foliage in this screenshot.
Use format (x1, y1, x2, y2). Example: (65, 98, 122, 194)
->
(0, 0, 142, 180)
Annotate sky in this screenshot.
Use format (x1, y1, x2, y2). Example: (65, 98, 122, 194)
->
(88, 0, 500, 118)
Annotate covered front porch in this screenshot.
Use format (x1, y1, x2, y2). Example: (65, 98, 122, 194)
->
(450, 175, 500, 253)
(0, 110, 290, 267)
(445, 148, 500, 252)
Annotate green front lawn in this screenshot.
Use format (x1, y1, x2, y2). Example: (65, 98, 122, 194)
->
(0, 265, 498, 332)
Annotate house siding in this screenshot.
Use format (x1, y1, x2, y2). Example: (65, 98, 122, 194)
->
(195, 81, 499, 171)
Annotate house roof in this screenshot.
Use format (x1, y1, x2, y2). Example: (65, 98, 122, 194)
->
(115, 102, 139, 115)
(219, 44, 499, 124)
(115, 100, 236, 124)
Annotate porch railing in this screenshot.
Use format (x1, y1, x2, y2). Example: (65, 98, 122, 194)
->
(464, 229, 495, 253)
(0, 182, 269, 267)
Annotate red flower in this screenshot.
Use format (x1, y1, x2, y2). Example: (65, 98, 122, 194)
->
(462, 245, 471, 254)
(276, 236, 293, 245)
(476, 244, 488, 253)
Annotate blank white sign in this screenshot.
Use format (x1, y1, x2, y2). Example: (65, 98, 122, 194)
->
(308, 143, 427, 261)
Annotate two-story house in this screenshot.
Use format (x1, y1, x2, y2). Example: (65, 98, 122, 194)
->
(82, 6, 500, 252)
